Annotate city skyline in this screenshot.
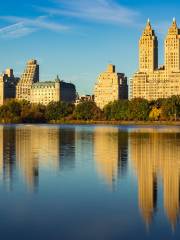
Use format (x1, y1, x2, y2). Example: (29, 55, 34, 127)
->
(1, 0, 180, 94)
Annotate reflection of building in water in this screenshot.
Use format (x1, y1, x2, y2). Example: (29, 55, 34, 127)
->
(130, 133, 157, 225)
(59, 128, 75, 170)
(16, 128, 39, 189)
(0, 126, 76, 190)
(16, 126, 75, 189)
(130, 130, 180, 228)
(0, 126, 16, 188)
(94, 128, 128, 188)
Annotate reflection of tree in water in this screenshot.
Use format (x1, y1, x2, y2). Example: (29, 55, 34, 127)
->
(130, 130, 180, 229)
(94, 128, 128, 188)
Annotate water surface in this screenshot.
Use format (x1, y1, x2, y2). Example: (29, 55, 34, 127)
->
(0, 124, 180, 239)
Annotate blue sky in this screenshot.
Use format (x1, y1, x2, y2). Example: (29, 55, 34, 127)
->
(0, 0, 180, 94)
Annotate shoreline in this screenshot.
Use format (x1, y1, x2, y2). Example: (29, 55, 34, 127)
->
(2, 120, 180, 126)
(48, 120, 180, 126)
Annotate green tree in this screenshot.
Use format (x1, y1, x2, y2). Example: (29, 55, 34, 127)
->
(104, 100, 129, 120)
(74, 101, 102, 120)
(45, 101, 75, 121)
(21, 103, 46, 123)
(0, 99, 22, 123)
(128, 98, 150, 120)
(160, 96, 180, 120)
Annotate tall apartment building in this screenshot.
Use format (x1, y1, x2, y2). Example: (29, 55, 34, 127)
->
(16, 59, 39, 101)
(94, 64, 128, 109)
(0, 69, 19, 105)
(131, 19, 180, 100)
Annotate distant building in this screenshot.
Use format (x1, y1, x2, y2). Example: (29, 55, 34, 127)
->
(131, 18, 180, 100)
(0, 69, 19, 105)
(31, 76, 76, 105)
(94, 64, 128, 109)
(16, 59, 39, 101)
(15, 59, 76, 105)
(75, 94, 94, 105)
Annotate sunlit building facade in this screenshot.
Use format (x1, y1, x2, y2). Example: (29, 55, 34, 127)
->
(16, 59, 39, 101)
(131, 19, 180, 100)
(94, 64, 128, 109)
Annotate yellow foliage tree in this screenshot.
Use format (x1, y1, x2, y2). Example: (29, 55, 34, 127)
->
(149, 107, 162, 120)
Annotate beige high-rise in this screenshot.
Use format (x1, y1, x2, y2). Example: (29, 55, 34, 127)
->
(131, 19, 180, 100)
(16, 59, 39, 101)
(94, 64, 128, 109)
(139, 19, 158, 72)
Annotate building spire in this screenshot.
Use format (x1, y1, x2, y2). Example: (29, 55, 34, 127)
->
(172, 17, 177, 27)
(146, 18, 151, 28)
(55, 75, 60, 82)
(143, 18, 153, 36)
(167, 17, 178, 35)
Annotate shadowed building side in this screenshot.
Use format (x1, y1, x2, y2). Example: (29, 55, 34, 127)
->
(0, 69, 19, 105)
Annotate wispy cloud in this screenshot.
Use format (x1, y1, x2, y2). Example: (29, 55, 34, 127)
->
(0, 0, 140, 39)
(39, 0, 140, 26)
(0, 15, 69, 39)
(0, 22, 35, 38)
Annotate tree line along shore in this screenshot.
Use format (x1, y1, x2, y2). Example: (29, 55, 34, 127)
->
(1, 96, 180, 124)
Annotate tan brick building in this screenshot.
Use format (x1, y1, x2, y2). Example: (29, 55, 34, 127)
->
(94, 64, 128, 109)
(16, 59, 39, 101)
(31, 76, 76, 105)
(131, 19, 180, 100)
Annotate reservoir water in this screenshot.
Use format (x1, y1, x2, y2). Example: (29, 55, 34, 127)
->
(0, 124, 180, 239)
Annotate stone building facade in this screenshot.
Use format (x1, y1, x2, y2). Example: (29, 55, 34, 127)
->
(131, 19, 180, 100)
(31, 76, 76, 105)
(0, 69, 19, 105)
(94, 64, 128, 109)
(16, 59, 39, 101)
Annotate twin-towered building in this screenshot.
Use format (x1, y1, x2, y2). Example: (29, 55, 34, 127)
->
(0, 59, 76, 105)
(131, 18, 180, 100)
